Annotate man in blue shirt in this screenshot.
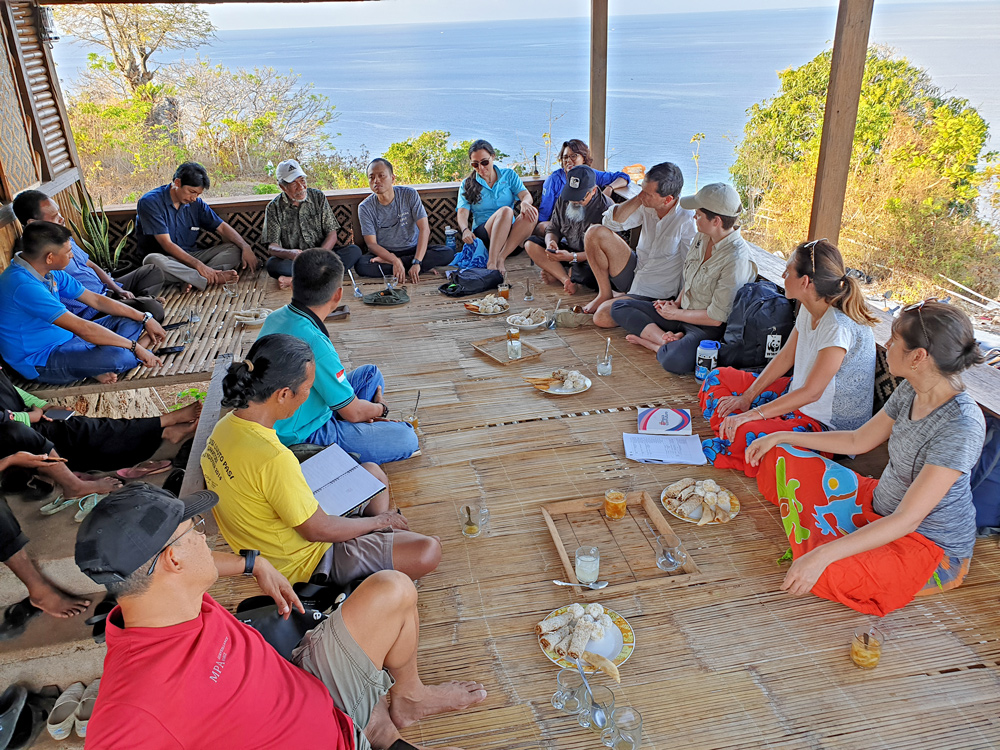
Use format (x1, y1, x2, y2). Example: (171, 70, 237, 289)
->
(258, 249, 418, 465)
(135, 162, 258, 291)
(12, 190, 166, 322)
(0, 223, 167, 385)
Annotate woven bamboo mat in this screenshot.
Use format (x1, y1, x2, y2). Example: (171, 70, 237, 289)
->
(230, 257, 1000, 749)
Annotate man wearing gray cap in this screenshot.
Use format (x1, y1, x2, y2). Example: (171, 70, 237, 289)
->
(76, 483, 486, 750)
(262, 159, 363, 289)
(523, 164, 614, 295)
(611, 183, 758, 374)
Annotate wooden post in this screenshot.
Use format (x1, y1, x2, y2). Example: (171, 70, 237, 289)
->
(589, 0, 608, 169)
(808, 0, 874, 244)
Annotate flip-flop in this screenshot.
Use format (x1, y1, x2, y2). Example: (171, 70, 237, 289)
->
(73, 494, 107, 523)
(38, 495, 75, 516)
(115, 459, 173, 480)
(0, 599, 41, 641)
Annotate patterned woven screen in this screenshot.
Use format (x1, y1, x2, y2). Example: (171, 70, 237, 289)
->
(0, 25, 37, 199)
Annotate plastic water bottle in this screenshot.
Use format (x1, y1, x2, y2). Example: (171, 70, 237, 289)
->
(695, 340, 720, 381)
(444, 226, 458, 251)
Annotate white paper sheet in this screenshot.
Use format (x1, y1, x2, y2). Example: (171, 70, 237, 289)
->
(300, 443, 387, 516)
(622, 433, 707, 465)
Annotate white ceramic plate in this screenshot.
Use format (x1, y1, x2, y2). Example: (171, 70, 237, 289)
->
(464, 301, 509, 316)
(545, 376, 592, 395)
(505, 313, 549, 331)
(538, 606, 635, 672)
(660, 487, 741, 525)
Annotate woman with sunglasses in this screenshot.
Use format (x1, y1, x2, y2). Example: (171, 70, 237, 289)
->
(745, 301, 986, 615)
(456, 139, 538, 275)
(533, 139, 630, 239)
(699, 239, 877, 476)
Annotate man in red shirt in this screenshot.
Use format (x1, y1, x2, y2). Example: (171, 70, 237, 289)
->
(75, 484, 486, 749)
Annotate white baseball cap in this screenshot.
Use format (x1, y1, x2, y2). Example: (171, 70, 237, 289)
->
(276, 159, 306, 184)
(679, 183, 742, 217)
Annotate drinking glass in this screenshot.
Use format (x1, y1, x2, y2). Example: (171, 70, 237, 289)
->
(655, 533, 686, 572)
(223, 281, 238, 298)
(575, 545, 600, 584)
(459, 504, 490, 538)
(597, 354, 613, 376)
(497, 282, 510, 300)
(577, 684, 615, 732)
(851, 626, 885, 669)
(523, 278, 534, 301)
(603, 489, 627, 521)
(402, 410, 419, 432)
(550, 668, 585, 715)
(602, 706, 643, 749)
(506, 327, 521, 360)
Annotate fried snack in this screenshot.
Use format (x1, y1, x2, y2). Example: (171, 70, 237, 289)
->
(664, 477, 696, 498)
(713, 504, 731, 524)
(678, 495, 703, 518)
(582, 651, 621, 683)
(553, 632, 573, 657)
(566, 620, 595, 660)
(523, 376, 560, 391)
(696, 503, 715, 526)
(536, 611, 575, 635)
(540, 625, 570, 651)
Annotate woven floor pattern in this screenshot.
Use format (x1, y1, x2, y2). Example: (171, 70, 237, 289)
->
(218, 257, 1000, 749)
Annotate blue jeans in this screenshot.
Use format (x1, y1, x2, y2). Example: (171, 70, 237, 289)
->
(34, 316, 143, 384)
(306, 365, 418, 464)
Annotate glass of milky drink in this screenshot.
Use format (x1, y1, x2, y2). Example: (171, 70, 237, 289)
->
(575, 546, 600, 584)
(603, 489, 627, 521)
(851, 626, 886, 669)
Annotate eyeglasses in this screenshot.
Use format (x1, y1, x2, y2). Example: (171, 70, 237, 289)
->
(902, 297, 938, 348)
(561, 153, 581, 163)
(802, 238, 827, 275)
(470, 158, 491, 169)
(147, 515, 206, 576)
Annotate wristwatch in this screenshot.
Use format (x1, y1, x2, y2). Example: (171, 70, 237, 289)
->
(411, 258, 421, 266)
(380, 402, 390, 419)
(141, 311, 153, 325)
(572, 252, 579, 263)
(239, 549, 259, 576)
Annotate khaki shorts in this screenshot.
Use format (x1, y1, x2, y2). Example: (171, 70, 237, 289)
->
(321, 528, 394, 585)
(291, 608, 395, 750)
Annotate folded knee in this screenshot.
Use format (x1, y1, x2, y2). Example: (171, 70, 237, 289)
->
(367, 569, 417, 606)
(496, 206, 515, 222)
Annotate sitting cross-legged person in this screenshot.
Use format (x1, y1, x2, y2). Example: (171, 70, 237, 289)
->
(76, 484, 485, 750)
(611, 183, 757, 374)
(201, 334, 440, 586)
(258, 249, 418, 465)
(699, 239, 877, 476)
(12, 190, 166, 322)
(523, 165, 613, 295)
(0, 222, 166, 385)
(746, 301, 987, 617)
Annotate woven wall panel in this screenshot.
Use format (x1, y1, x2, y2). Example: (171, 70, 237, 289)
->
(0, 25, 37, 199)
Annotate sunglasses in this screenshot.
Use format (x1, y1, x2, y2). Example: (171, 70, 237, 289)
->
(902, 297, 938, 348)
(147, 515, 206, 576)
(470, 158, 491, 168)
(802, 238, 827, 275)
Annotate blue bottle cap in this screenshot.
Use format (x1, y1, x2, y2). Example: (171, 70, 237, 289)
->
(699, 340, 720, 350)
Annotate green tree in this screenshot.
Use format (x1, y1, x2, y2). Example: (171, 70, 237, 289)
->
(383, 131, 477, 184)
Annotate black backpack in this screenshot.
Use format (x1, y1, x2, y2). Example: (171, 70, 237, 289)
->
(438, 268, 504, 297)
(719, 280, 795, 369)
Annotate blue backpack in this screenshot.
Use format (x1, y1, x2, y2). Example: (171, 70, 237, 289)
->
(972, 414, 1000, 535)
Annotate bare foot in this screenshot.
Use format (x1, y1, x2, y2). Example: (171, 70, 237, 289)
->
(162, 401, 202, 427)
(28, 583, 90, 619)
(540, 269, 559, 286)
(661, 331, 683, 344)
(562, 278, 578, 295)
(582, 294, 612, 314)
(625, 334, 661, 354)
(94, 372, 118, 384)
(181, 284, 194, 294)
(221, 270, 239, 283)
(66, 475, 121, 498)
(163, 420, 198, 444)
(278, 276, 293, 290)
(389, 681, 487, 729)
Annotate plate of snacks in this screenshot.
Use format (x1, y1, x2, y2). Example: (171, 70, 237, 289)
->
(523, 369, 591, 395)
(536, 602, 633, 677)
(234, 308, 272, 327)
(464, 295, 509, 315)
(660, 477, 740, 525)
(506, 307, 549, 330)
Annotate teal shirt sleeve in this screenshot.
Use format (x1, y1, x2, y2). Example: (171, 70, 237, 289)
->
(312, 346, 356, 412)
(508, 169, 527, 195)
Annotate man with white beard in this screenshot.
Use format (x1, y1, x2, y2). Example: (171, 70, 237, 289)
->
(524, 165, 613, 295)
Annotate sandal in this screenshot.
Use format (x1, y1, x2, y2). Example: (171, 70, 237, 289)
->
(38, 495, 75, 516)
(115, 459, 173, 480)
(0, 599, 41, 641)
(73, 493, 107, 523)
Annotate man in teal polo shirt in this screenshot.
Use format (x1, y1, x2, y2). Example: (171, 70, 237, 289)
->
(258, 250, 418, 464)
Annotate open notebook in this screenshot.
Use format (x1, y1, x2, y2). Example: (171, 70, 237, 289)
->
(299, 443, 387, 516)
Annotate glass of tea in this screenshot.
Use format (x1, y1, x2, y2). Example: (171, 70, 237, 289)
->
(603, 489, 627, 521)
(851, 626, 885, 669)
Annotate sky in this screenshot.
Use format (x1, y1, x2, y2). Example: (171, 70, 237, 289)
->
(206, 0, 966, 30)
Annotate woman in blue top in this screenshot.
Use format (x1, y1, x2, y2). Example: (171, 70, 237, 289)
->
(456, 140, 538, 275)
(534, 139, 630, 238)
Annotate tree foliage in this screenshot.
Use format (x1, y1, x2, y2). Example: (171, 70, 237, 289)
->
(732, 46, 999, 294)
(385, 131, 483, 184)
(55, 4, 215, 93)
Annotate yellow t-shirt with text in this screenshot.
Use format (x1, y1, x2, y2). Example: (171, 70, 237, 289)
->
(201, 412, 330, 584)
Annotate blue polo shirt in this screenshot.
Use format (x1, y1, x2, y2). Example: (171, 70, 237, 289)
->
(537, 167, 630, 222)
(135, 184, 223, 258)
(457, 166, 527, 229)
(258, 304, 356, 445)
(0, 258, 85, 379)
(61, 239, 106, 319)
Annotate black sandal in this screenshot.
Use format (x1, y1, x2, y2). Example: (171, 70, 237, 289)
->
(0, 598, 40, 641)
(85, 593, 118, 644)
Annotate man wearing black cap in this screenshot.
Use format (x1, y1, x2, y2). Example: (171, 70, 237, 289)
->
(524, 165, 613, 295)
(76, 484, 486, 750)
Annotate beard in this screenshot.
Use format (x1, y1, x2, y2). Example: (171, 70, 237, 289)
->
(564, 202, 586, 224)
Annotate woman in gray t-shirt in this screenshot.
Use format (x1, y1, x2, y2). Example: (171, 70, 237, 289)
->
(746, 301, 986, 616)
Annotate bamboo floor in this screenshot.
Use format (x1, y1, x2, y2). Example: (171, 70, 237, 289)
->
(216, 255, 1000, 750)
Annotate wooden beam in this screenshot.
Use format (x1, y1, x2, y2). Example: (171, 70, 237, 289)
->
(589, 0, 608, 169)
(808, 0, 874, 244)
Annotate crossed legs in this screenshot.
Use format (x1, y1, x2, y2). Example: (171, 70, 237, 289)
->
(581, 225, 634, 323)
(483, 207, 536, 276)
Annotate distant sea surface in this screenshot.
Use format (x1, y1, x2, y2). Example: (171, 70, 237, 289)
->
(51, 2, 1000, 184)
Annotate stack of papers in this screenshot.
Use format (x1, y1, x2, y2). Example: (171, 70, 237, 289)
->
(622, 433, 707, 465)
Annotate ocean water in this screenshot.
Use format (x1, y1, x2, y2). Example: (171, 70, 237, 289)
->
(51, 2, 1000, 185)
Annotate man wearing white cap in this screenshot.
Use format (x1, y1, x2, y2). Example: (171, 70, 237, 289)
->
(262, 159, 363, 288)
(611, 183, 758, 374)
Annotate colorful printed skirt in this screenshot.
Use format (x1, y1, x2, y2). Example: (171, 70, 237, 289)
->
(699, 367, 825, 477)
(757, 445, 968, 616)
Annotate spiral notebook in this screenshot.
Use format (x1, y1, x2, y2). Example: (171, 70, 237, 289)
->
(299, 443, 386, 517)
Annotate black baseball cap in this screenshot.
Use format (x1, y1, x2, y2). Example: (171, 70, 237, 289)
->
(560, 165, 597, 202)
(75, 483, 218, 584)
